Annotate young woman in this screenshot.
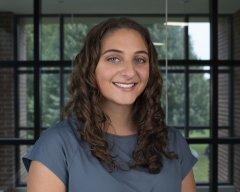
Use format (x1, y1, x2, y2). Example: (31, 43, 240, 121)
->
(23, 18, 197, 192)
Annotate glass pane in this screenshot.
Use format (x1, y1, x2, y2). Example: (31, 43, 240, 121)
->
(165, 66, 185, 70)
(190, 66, 211, 70)
(191, 144, 210, 182)
(19, 68, 34, 128)
(189, 73, 210, 126)
(18, 17, 33, 61)
(64, 17, 107, 60)
(134, 17, 184, 60)
(64, 67, 71, 105)
(41, 17, 60, 60)
(164, 17, 185, 60)
(162, 72, 185, 126)
(189, 129, 210, 138)
(41, 68, 60, 127)
(19, 130, 34, 139)
(134, 17, 165, 60)
(0, 68, 15, 138)
(188, 17, 210, 60)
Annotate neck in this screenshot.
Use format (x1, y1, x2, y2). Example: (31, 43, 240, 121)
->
(101, 102, 137, 136)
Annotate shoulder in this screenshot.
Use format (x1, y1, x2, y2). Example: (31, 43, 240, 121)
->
(39, 117, 81, 145)
(167, 127, 185, 144)
(23, 117, 83, 170)
(35, 117, 83, 157)
(23, 117, 83, 187)
(166, 127, 190, 155)
(167, 127, 198, 179)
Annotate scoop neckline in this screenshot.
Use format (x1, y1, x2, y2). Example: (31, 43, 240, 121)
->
(104, 132, 138, 139)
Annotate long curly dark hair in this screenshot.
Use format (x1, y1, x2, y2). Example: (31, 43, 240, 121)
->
(64, 17, 178, 173)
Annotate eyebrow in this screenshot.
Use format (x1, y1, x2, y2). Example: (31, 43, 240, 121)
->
(102, 49, 149, 56)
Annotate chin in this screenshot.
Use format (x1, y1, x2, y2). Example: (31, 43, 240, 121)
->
(102, 96, 138, 107)
(114, 99, 136, 106)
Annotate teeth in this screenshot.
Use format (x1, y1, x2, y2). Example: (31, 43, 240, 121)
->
(114, 82, 135, 88)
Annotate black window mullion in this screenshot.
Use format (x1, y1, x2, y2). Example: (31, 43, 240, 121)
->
(14, 14, 21, 187)
(184, 16, 189, 137)
(184, 16, 189, 60)
(33, 0, 41, 139)
(14, 16, 19, 139)
(209, 0, 218, 191)
(60, 16, 65, 115)
(185, 66, 189, 137)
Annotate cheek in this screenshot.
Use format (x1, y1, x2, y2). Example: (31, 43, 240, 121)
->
(95, 70, 103, 92)
(95, 76, 106, 97)
(95, 69, 111, 91)
(96, 71, 111, 83)
(140, 66, 150, 83)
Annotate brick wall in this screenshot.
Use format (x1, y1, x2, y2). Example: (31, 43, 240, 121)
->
(0, 12, 15, 192)
(218, 17, 231, 60)
(218, 73, 229, 128)
(218, 11, 240, 191)
(218, 73, 230, 182)
(233, 11, 240, 60)
(233, 10, 240, 192)
(233, 67, 240, 192)
(218, 17, 231, 183)
(0, 13, 14, 61)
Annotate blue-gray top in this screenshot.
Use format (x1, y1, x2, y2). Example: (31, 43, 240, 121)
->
(23, 118, 197, 192)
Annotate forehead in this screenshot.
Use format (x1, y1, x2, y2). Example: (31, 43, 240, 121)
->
(101, 28, 148, 51)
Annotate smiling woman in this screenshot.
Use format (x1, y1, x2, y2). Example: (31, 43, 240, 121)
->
(95, 28, 149, 108)
(22, 18, 197, 192)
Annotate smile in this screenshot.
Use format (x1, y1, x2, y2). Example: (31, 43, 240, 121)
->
(113, 82, 136, 88)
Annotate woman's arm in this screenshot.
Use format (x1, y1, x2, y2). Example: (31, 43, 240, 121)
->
(181, 169, 196, 192)
(27, 160, 67, 192)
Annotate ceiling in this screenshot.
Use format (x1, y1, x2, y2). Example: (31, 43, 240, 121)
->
(0, 0, 239, 15)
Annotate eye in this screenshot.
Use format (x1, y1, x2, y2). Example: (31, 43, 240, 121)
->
(135, 57, 146, 64)
(107, 57, 120, 63)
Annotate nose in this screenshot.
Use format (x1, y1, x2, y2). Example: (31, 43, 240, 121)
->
(120, 61, 136, 78)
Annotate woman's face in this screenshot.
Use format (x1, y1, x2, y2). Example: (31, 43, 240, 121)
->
(95, 28, 149, 107)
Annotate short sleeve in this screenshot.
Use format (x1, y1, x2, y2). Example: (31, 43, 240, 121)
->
(22, 124, 69, 187)
(168, 128, 198, 180)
